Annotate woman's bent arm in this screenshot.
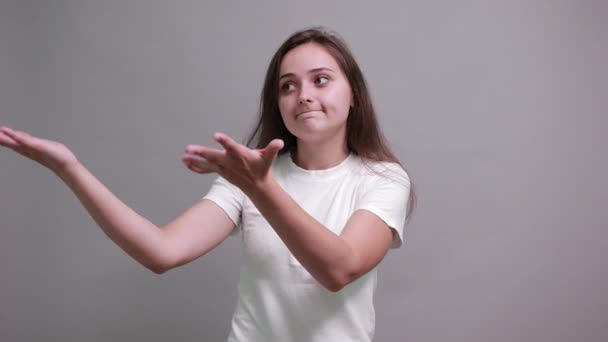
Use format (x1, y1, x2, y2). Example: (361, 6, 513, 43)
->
(57, 162, 169, 273)
(57, 162, 235, 274)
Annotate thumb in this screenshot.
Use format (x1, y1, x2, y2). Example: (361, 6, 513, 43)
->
(261, 139, 284, 161)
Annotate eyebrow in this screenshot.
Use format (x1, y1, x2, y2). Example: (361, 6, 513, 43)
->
(279, 67, 336, 81)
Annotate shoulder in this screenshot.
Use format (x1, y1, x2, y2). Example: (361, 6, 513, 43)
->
(353, 156, 410, 189)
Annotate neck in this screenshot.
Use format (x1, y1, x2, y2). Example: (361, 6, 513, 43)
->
(292, 136, 349, 170)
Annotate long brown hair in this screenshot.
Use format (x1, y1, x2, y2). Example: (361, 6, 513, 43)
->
(245, 27, 416, 221)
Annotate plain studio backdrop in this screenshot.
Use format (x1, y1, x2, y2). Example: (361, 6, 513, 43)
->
(1, 1, 606, 341)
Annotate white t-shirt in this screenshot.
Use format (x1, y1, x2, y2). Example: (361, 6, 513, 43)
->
(203, 153, 410, 342)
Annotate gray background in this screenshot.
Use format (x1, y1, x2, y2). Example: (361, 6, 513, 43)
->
(1, 0, 606, 341)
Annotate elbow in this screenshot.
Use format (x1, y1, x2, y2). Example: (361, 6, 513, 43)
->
(325, 282, 344, 293)
(323, 271, 354, 293)
(149, 264, 168, 275)
(146, 247, 180, 274)
(145, 257, 174, 275)
(323, 256, 359, 292)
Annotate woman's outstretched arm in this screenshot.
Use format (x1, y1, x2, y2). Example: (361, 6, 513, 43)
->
(0, 126, 235, 273)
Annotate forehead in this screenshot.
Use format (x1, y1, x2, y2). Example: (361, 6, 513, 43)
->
(279, 42, 341, 76)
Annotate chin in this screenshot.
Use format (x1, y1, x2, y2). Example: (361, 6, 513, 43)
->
(297, 130, 344, 145)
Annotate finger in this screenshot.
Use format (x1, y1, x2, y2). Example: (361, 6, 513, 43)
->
(184, 161, 212, 174)
(0, 126, 14, 135)
(0, 126, 14, 134)
(0, 126, 19, 141)
(0, 130, 19, 148)
(0, 128, 33, 158)
(1, 127, 31, 145)
(182, 154, 215, 169)
(213, 133, 243, 155)
(185, 145, 225, 164)
(182, 155, 217, 174)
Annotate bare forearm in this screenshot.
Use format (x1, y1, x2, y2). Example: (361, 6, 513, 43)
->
(246, 178, 353, 291)
(56, 162, 169, 273)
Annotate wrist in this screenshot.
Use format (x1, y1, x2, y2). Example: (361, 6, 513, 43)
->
(245, 173, 278, 202)
(54, 159, 84, 182)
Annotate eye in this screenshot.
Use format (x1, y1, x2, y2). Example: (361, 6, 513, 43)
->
(280, 82, 295, 93)
(315, 75, 329, 85)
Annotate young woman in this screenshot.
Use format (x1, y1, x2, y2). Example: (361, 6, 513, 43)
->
(0, 27, 415, 341)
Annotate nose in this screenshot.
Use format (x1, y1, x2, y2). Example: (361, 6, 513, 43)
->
(298, 95, 313, 105)
(298, 85, 314, 104)
(298, 97, 313, 105)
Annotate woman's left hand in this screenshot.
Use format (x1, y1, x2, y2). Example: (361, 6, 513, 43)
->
(182, 133, 284, 193)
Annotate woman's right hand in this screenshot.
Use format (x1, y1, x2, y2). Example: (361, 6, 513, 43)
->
(0, 126, 79, 175)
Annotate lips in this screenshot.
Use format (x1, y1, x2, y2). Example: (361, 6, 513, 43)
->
(296, 109, 320, 117)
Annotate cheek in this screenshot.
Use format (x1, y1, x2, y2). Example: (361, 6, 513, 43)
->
(278, 97, 296, 125)
(277, 97, 290, 116)
(324, 87, 352, 114)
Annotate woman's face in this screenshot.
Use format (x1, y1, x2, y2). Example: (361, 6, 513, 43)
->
(277, 42, 353, 144)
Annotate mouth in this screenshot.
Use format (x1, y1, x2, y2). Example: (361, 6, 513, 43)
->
(296, 110, 320, 117)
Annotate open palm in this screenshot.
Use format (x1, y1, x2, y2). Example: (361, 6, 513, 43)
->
(182, 132, 284, 192)
(0, 126, 78, 174)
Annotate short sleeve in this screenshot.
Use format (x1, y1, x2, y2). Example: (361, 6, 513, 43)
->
(202, 176, 244, 236)
(355, 164, 411, 249)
